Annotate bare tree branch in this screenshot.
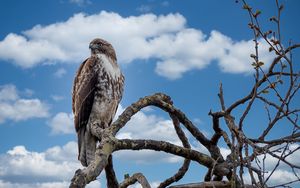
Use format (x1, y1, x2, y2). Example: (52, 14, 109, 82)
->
(119, 173, 151, 188)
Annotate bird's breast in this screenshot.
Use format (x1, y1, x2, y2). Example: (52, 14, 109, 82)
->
(96, 54, 121, 80)
(94, 54, 124, 100)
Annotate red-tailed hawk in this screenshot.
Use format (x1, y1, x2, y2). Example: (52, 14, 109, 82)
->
(72, 38, 124, 166)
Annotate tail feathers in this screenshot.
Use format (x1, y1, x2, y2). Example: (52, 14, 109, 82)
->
(85, 129, 97, 166)
(78, 128, 87, 166)
(78, 127, 97, 167)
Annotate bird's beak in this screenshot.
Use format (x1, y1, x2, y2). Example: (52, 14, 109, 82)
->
(89, 43, 99, 50)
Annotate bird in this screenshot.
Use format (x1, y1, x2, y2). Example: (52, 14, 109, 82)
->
(72, 38, 124, 166)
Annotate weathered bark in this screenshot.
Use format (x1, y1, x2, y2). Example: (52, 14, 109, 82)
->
(105, 156, 119, 188)
(169, 181, 256, 188)
(70, 132, 116, 187)
(119, 173, 151, 188)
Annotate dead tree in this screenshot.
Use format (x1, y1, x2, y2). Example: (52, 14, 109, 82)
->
(70, 0, 300, 187)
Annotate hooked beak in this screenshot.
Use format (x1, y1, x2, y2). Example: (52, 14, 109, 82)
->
(89, 43, 99, 50)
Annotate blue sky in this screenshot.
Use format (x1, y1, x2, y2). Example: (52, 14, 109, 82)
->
(0, 0, 299, 187)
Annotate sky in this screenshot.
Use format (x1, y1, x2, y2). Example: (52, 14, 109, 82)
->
(0, 0, 299, 187)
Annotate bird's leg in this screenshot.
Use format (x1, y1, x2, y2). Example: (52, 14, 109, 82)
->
(85, 120, 108, 165)
(89, 120, 108, 141)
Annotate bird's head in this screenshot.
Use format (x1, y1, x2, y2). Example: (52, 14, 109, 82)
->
(89, 38, 117, 61)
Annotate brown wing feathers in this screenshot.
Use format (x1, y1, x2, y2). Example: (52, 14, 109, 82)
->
(72, 58, 97, 132)
(72, 57, 97, 159)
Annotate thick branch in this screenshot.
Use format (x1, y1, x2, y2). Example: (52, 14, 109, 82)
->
(119, 173, 151, 188)
(115, 139, 231, 177)
(105, 156, 119, 188)
(169, 181, 256, 188)
(70, 133, 116, 187)
(110, 93, 173, 135)
(110, 93, 211, 147)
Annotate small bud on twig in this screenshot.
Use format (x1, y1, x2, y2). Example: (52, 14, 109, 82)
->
(279, 4, 284, 11)
(250, 54, 257, 59)
(253, 10, 262, 17)
(243, 4, 251, 10)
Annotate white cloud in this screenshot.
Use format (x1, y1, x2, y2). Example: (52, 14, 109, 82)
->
(0, 180, 69, 188)
(50, 95, 65, 101)
(48, 112, 74, 135)
(0, 11, 185, 68)
(0, 180, 101, 188)
(128, 181, 160, 188)
(0, 142, 78, 183)
(243, 169, 300, 187)
(255, 143, 300, 172)
(266, 169, 300, 186)
(0, 84, 18, 101)
(0, 33, 68, 68)
(219, 147, 231, 159)
(154, 30, 274, 79)
(53, 68, 66, 78)
(0, 142, 101, 187)
(218, 37, 273, 74)
(0, 11, 274, 79)
(0, 84, 49, 123)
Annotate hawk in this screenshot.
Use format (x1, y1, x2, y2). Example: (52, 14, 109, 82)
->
(72, 38, 124, 166)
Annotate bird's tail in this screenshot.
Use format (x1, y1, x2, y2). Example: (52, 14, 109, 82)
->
(78, 125, 97, 167)
(78, 127, 87, 166)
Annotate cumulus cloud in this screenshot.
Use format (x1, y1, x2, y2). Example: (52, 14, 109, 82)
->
(0, 142, 77, 183)
(266, 169, 300, 186)
(0, 84, 49, 123)
(154, 30, 274, 79)
(0, 84, 18, 101)
(128, 181, 160, 188)
(243, 169, 300, 187)
(0, 142, 100, 187)
(48, 112, 74, 135)
(0, 179, 101, 188)
(0, 180, 70, 188)
(0, 33, 68, 68)
(0, 11, 274, 79)
(0, 11, 184, 68)
(253, 144, 300, 173)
